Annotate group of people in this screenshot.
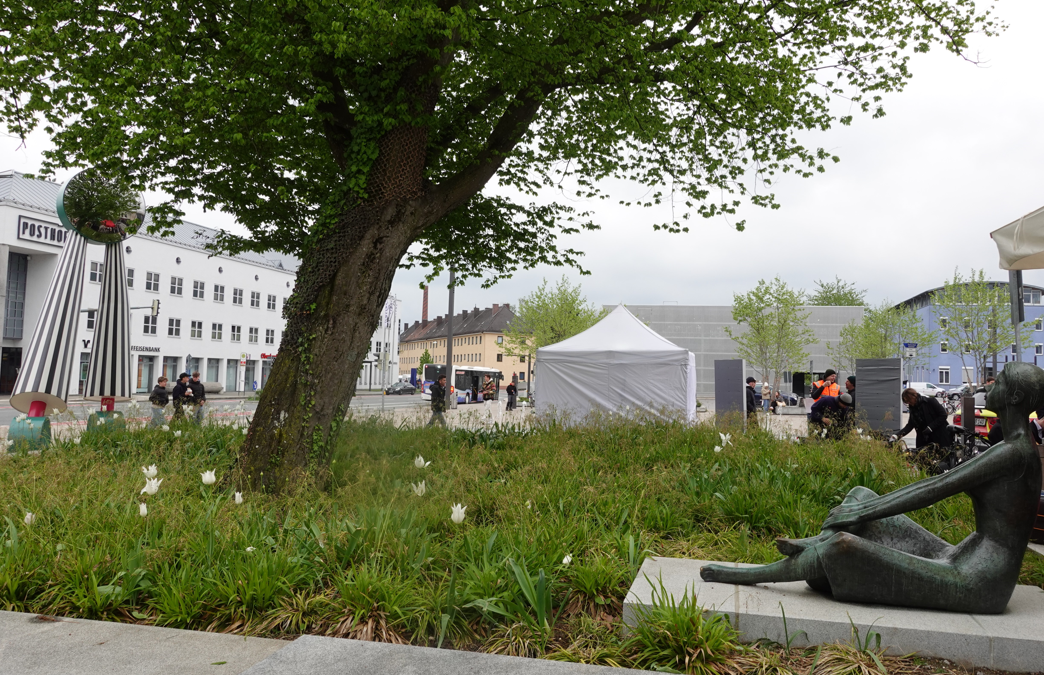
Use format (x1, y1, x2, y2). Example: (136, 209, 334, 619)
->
(427, 373, 518, 427)
(148, 371, 207, 427)
(806, 369, 857, 438)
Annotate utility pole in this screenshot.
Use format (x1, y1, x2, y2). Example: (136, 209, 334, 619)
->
(445, 269, 455, 412)
(1010, 270, 1024, 363)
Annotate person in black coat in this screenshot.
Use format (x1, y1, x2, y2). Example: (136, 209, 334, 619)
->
(171, 372, 193, 423)
(148, 376, 169, 427)
(189, 371, 207, 424)
(745, 377, 758, 417)
(506, 381, 517, 411)
(895, 388, 952, 450)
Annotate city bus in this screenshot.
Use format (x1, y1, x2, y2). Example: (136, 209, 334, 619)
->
(421, 364, 503, 404)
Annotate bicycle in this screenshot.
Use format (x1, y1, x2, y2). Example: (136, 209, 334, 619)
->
(894, 425, 990, 476)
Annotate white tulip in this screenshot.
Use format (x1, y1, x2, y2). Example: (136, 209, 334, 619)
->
(142, 465, 158, 479)
(2, 439, 13, 450)
(174, 430, 182, 438)
(450, 503, 467, 524)
(525, 500, 532, 510)
(73, 438, 81, 445)
(52, 408, 60, 415)
(234, 492, 243, 504)
(161, 425, 170, 432)
(139, 502, 148, 517)
(719, 432, 732, 447)
(141, 477, 163, 495)
(246, 546, 256, 552)
(714, 445, 722, 453)
(201, 470, 217, 485)
(562, 554, 572, 566)
(23, 512, 36, 526)
(411, 481, 426, 497)
(414, 455, 431, 469)
(242, 428, 248, 435)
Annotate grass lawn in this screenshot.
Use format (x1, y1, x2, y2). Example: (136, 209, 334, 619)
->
(3, 413, 1043, 673)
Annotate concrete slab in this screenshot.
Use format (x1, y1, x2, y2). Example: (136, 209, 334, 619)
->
(241, 634, 649, 675)
(624, 557, 1044, 673)
(0, 611, 288, 675)
(1030, 542, 1044, 560)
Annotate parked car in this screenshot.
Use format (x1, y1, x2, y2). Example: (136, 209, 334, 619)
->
(906, 381, 947, 398)
(946, 384, 977, 401)
(385, 381, 417, 395)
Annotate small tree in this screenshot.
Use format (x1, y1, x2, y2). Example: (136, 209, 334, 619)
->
(504, 276, 607, 366)
(724, 277, 814, 391)
(808, 277, 867, 307)
(933, 269, 1032, 384)
(828, 302, 935, 373)
(418, 349, 433, 370)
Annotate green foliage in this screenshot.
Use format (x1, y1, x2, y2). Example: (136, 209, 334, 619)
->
(503, 276, 606, 360)
(828, 301, 936, 372)
(418, 349, 433, 370)
(808, 277, 867, 307)
(933, 269, 1033, 383)
(0, 0, 996, 280)
(725, 277, 814, 389)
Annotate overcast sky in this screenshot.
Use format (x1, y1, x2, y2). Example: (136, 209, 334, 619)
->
(4, 0, 1043, 327)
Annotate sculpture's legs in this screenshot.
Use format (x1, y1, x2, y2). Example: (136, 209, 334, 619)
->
(701, 544, 826, 584)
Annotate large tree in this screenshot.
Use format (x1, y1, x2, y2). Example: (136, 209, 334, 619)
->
(827, 301, 935, 373)
(0, 1, 992, 490)
(808, 277, 867, 307)
(724, 277, 814, 391)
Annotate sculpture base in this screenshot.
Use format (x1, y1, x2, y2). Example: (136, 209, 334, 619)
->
(624, 557, 1044, 673)
(8, 416, 51, 447)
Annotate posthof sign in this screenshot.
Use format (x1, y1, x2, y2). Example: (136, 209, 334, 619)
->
(17, 216, 68, 246)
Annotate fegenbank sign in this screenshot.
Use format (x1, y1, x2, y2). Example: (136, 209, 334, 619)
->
(17, 216, 68, 246)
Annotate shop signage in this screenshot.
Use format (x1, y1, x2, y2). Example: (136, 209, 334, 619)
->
(260, 353, 277, 360)
(17, 216, 68, 246)
(131, 346, 161, 352)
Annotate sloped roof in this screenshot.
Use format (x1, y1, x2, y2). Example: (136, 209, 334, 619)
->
(538, 304, 688, 361)
(0, 170, 298, 273)
(400, 304, 515, 342)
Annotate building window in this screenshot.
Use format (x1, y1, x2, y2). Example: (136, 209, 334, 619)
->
(1024, 288, 1042, 305)
(214, 284, 225, 302)
(250, 291, 260, 308)
(963, 343, 971, 354)
(170, 276, 183, 296)
(1036, 318, 1043, 331)
(265, 329, 275, 345)
(193, 280, 205, 299)
(127, 268, 134, 289)
(86, 310, 96, 331)
(168, 318, 181, 337)
(89, 261, 103, 283)
(190, 320, 203, 339)
(497, 336, 504, 344)
(231, 325, 242, 342)
(146, 271, 160, 292)
(497, 353, 503, 362)
(939, 367, 950, 385)
(233, 288, 243, 305)
(248, 327, 259, 344)
(212, 323, 223, 340)
(939, 317, 948, 329)
(519, 355, 526, 363)
(1037, 344, 1044, 356)
(939, 341, 948, 354)
(143, 315, 157, 335)
(267, 294, 276, 310)
(375, 341, 381, 354)
(1011, 343, 1017, 355)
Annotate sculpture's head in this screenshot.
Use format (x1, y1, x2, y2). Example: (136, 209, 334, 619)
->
(987, 362, 1044, 417)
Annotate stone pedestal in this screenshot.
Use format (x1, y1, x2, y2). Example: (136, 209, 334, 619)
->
(624, 557, 1044, 672)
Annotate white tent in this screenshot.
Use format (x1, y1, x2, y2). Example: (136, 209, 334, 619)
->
(535, 304, 697, 422)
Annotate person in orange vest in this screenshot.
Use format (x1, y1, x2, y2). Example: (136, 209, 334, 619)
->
(811, 369, 840, 402)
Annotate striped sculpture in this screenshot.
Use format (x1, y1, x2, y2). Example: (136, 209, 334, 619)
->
(84, 243, 132, 402)
(10, 233, 89, 415)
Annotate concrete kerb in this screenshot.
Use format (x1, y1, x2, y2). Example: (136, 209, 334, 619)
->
(624, 557, 1044, 673)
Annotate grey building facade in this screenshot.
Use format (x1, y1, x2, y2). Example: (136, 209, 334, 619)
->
(619, 304, 865, 397)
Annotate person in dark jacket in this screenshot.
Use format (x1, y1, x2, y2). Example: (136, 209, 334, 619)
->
(894, 388, 952, 450)
(810, 393, 853, 439)
(148, 376, 169, 427)
(745, 377, 759, 419)
(427, 375, 448, 427)
(171, 372, 193, 423)
(506, 381, 518, 411)
(189, 371, 207, 424)
(845, 376, 856, 408)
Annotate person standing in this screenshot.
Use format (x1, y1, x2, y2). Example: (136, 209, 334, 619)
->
(761, 381, 771, 412)
(171, 372, 192, 423)
(481, 374, 496, 417)
(506, 380, 517, 411)
(428, 374, 448, 427)
(189, 371, 207, 424)
(811, 369, 840, 402)
(149, 376, 169, 427)
(745, 377, 758, 417)
(845, 376, 856, 408)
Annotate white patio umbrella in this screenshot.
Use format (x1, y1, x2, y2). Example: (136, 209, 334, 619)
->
(991, 205, 1044, 270)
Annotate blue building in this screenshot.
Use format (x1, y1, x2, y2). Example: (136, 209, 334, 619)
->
(897, 283, 1044, 387)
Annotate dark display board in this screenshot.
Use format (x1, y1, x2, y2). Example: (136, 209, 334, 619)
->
(855, 358, 902, 434)
(714, 359, 747, 431)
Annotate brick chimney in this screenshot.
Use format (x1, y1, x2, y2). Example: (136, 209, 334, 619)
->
(503, 303, 510, 312)
(422, 285, 429, 324)
(492, 304, 500, 314)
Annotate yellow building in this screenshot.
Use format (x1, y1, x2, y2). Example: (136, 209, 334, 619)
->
(398, 304, 529, 387)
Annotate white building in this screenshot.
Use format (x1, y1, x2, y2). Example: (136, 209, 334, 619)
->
(0, 170, 399, 396)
